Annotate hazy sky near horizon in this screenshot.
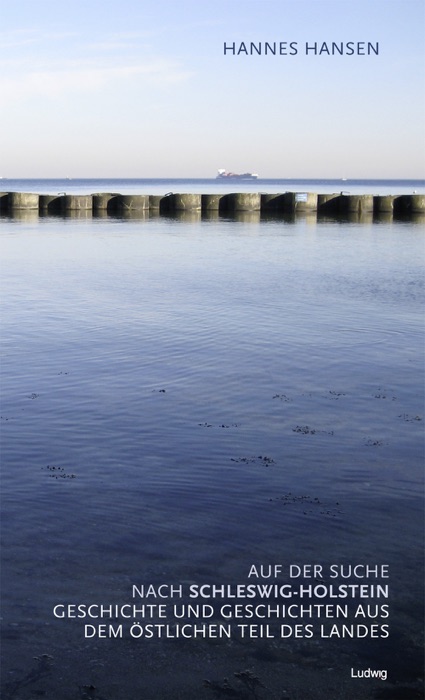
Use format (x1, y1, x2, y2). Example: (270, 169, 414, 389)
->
(1, 0, 424, 179)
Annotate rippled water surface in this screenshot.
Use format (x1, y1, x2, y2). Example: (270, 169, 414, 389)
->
(1, 212, 424, 699)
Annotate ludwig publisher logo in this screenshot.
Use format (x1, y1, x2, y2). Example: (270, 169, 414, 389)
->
(351, 668, 388, 681)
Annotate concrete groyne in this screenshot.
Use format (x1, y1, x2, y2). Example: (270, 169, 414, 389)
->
(1, 191, 424, 220)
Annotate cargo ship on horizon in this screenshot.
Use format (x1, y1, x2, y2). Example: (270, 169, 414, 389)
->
(216, 169, 258, 180)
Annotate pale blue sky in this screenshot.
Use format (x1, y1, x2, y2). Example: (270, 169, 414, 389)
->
(1, 0, 424, 178)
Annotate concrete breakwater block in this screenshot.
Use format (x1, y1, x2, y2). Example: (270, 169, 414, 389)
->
(338, 194, 374, 213)
(7, 192, 40, 209)
(39, 195, 88, 215)
(317, 194, 340, 213)
(394, 194, 425, 214)
(220, 192, 261, 212)
(107, 195, 149, 213)
(283, 192, 318, 211)
(160, 193, 202, 213)
(201, 194, 224, 211)
(92, 193, 120, 211)
(39, 195, 62, 214)
(261, 192, 318, 212)
(319, 194, 374, 214)
(260, 193, 285, 211)
(374, 195, 395, 213)
(0, 192, 9, 211)
(411, 194, 425, 212)
(149, 195, 163, 210)
(60, 195, 93, 211)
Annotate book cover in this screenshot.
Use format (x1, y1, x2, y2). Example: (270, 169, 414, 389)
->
(1, 1, 424, 699)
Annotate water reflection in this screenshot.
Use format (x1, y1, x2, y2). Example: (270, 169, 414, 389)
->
(2, 209, 424, 225)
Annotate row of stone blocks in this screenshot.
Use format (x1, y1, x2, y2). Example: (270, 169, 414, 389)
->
(1, 191, 424, 215)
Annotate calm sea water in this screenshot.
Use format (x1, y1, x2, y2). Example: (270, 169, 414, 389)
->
(1, 186, 424, 699)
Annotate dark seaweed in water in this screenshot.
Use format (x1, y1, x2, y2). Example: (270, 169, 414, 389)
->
(2, 655, 54, 699)
(204, 669, 267, 699)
